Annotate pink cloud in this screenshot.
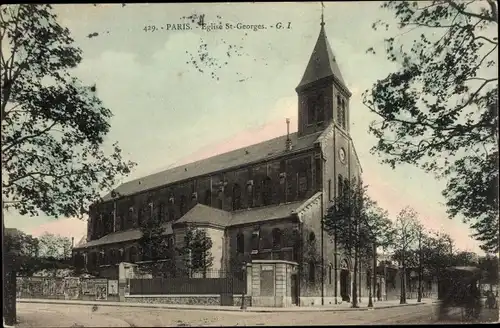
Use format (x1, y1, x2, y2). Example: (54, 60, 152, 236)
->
(174, 114, 299, 167)
(30, 217, 87, 242)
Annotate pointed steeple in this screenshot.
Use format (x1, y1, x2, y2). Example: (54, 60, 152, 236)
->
(296, 22, 347, 91)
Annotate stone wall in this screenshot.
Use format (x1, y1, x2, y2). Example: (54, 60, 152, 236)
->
(226, 219, 298, 272)
(124, 294, 247, 306)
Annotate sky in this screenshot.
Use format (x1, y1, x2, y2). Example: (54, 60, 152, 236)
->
(3, 2, 488, 253)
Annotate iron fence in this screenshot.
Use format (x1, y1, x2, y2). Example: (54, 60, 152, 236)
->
(129, 269, 246, 295)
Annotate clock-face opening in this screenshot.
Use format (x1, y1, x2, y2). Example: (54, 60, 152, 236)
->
(339, 148, 346, 163)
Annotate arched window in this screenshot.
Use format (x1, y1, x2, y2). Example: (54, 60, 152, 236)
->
(232, 184, 242, 210)
(236, 233, 245, 253)
(307, 96, 316, 124)
(204, 189, 212, 206)
(137, 207, 143, 227)
(168, 207, 175, 221)
(262, 177, 273, 206)
(316, 95, 324, 123)
(338, 175, 344, 198)
(272, 228, 282, 249)
(99, 251, 105, 266)
(341, 99, 346, 129)
(337, 95, 342, 126)
(309, 261, 316, 283)
(309, 231, 316, 243)
(247, 181, 254, 208)
(179, 195, 186, 216)
(129, 247, 138, 263)
(251, 229, 260, 251)
(298, 170, 308, 197)
(158, 202, 165, 222)
(120, 213, 125, 231)
(292, 229, 300, 261)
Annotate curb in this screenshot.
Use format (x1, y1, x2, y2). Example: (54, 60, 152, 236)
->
(17, 298, 435, 313)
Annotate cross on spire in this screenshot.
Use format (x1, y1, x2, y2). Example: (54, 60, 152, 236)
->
(320, 2, 325, 26)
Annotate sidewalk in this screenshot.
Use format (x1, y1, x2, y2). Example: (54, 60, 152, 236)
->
(17, 298, 437, 313)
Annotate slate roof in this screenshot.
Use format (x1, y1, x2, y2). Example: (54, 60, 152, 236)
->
(297, 24, 347, 89)
(74, 200, 306, 249)
(229, 202, 302, 226)
(73, 222, 174, 250)
(175, 204, 233, 227)
(103, 130, 322, 201)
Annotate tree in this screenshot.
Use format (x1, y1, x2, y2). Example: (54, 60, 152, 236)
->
(363, 1, 498, 253)
(5, 228, 39, 258)
(1, 4, 136, 218)
(4, 229, 75, 276)
(37, 232, 72, 259)
(179, 226, 214, 278)
(359, 195, 394, 307)
(324, 177, 394, 308)
(1, 5, 135, 324)
(137, 203, 174, 277)
(391, 206, 420, 304)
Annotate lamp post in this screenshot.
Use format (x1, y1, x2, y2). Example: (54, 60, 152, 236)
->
(241, 262, 247, 310)
(417, 228, 423, 303)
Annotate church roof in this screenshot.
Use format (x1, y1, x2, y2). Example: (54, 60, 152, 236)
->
(175, 204, 233, 227)
(74, 199, 307, 250)
(297, 24, 346, 89)
(102, 130, 323, 202)
(73, 222, 174, 250)
(174, 202, 301, 228)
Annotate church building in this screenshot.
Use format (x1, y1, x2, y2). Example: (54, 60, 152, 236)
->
(73, 19, 370, 306)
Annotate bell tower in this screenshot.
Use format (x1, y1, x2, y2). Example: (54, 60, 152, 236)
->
(295, 10, 352, 137)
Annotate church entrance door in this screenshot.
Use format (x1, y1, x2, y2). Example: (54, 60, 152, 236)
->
(340, 269, 350, 302)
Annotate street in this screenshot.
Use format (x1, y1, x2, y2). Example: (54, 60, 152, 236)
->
(15, 302, 498, 327)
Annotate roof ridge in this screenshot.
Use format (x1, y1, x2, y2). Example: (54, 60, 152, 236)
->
(102, 130, 323, 201)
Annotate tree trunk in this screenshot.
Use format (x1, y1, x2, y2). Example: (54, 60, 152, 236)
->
(334, 226, 338, 304)
(418, 232, 422, 302)
(368, 269, 373, 307)
(400, 256, 407, 304)
(369, 242, 376, 307)
(3, 199, 17, 326)
(352, 246, 359, 308)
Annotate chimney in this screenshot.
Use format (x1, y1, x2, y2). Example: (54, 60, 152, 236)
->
(285, 118, 292, 151)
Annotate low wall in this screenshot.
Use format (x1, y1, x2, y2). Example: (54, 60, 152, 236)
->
(17, 293, 120, 302)
(124, 294, 250, 306)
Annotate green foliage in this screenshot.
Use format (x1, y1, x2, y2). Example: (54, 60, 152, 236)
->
(178, 226, 214, 276)
(0, 4, 136, 218)
(37, 232, 72, 259)
(324, 177, 394, 307)
(390, 207, 420, 263)
(137, 205, 174, 277)
(5, 229, 74, 276)
(363, 0, 498, 253)
(324, 177, 394, 257)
